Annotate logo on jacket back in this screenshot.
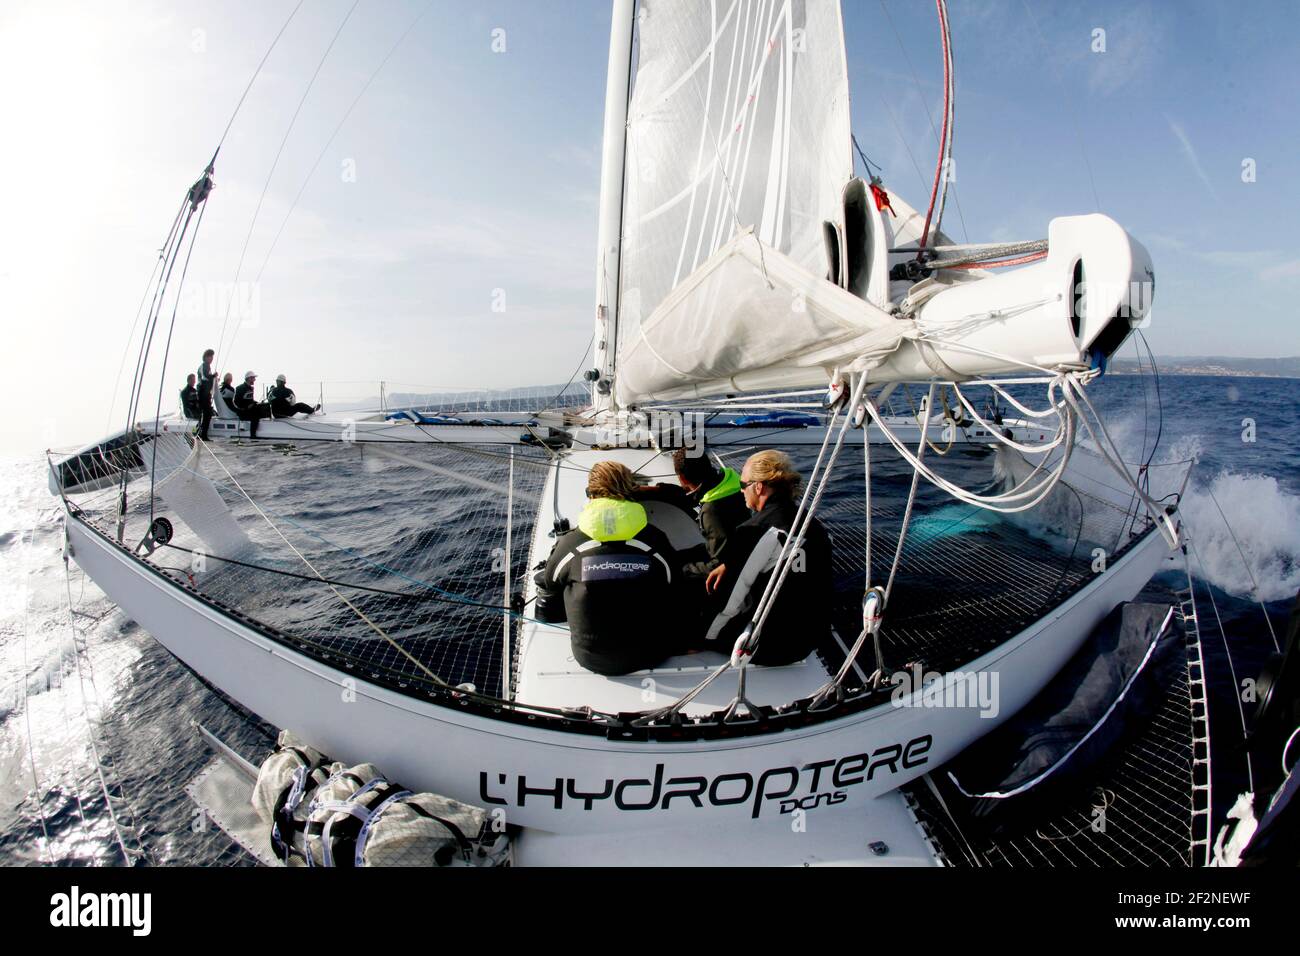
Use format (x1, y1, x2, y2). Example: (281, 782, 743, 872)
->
(581, 555, 652, 581)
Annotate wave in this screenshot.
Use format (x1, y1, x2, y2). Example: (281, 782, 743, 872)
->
(1180, 469, 1300, 603)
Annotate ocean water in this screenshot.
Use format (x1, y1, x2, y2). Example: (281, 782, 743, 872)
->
(0, 374, 1295, 866)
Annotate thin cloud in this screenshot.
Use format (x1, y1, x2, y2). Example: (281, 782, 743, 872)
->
(1260, 259, 1300, 281)
(1166, 116, 1221, 204)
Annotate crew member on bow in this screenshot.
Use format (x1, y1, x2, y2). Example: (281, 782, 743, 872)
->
(702, 449, 832, 666)
(535, 461, 680, 675)
(196, 348, 216, 439)
(268, 374, 320, 418)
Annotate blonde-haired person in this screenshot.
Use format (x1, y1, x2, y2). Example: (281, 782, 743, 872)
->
(702, 449, 832, 665)
(534, 461, 681, 675)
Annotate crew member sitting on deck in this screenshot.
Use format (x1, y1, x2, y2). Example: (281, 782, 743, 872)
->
(702, 450, 832, 666)
(534, 461, 679, 676)
(219, 371, 236, 407)
(667, 447, 748, 578)
(233, 371, 272, 438)
(180, 374, 200, 420)
(268, 374, 319, 418)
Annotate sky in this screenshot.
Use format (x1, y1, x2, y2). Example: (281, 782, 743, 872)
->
(1, 0, 1297, 457)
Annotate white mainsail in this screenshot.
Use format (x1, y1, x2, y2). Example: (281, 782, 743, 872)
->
(614, 0, 856, 404)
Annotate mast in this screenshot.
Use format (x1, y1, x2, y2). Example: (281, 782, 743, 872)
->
(591, 0, 635, 413)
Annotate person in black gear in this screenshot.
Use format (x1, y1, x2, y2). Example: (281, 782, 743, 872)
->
(180, 373, 200, 420)
(535, 461, 680, 676)
(668, 446, 748, 577)
(268, 374, 319, 418)
(196, 348, 216, 439)
(233, 371, 272, 438)
(219, 371, 236, 407)
(703, 449, 832, 666)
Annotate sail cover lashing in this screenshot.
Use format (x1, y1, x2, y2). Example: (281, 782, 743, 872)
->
(615, 0, 890, 404)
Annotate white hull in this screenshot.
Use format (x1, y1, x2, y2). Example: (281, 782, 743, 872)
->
(63, 494, 1174, 852)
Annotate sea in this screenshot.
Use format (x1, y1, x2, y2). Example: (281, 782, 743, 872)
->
(1, 373, 1296, 866)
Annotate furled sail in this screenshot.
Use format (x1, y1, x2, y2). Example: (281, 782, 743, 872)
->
(614, 0, 856, 404)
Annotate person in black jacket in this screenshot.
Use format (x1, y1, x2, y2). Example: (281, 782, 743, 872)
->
(180, 374, 200, 420)
(196, 348, 216, 439)
(703, 450, 832, 666)
(232, 371, 272, 437)
(670, 447, 749, 577)
(268, 374, 319, 418)
(535, 461, 680, 676)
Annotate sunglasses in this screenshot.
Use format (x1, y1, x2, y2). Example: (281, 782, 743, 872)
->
(740, 478, 760, 490)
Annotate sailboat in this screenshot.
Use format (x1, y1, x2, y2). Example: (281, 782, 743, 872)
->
(48, 0, 1244, 866)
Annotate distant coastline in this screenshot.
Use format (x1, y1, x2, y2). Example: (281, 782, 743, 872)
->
(1108, 356, 1300, 378)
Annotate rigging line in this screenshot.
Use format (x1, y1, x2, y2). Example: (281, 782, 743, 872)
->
(884, 383, 934, 605)
(1134, 335, 1151, 470)
(121, 197, 192, 438)
(1202, 483, 1282, 652)
(875, 0, 969, 244)
(218, 0, 362, 366)
(1137, 330, 1165, 476)
(934, 1, 955, 238)
(851, 132, 882, 178)
(160, 452, 503, 607)
(252, 0, 436, 287)
(643, 393, 857, 724)
(157, 542, 536, 615)
(876, 87, 932, 216)
(1117, 337, 1151, 541)
(918, 0, 953, 251)
(1016, 0, 1101, 212)
(748, 377, 871, 656)
(118, 199, 203, 516)
(215, 0, 308, 150)
(183, 441, 567, 627)
(149, 199, 211, 525)
(61, 563, 137, 865)
(104, 199, 186, 436)
(19, 530, 52, 863)
(195, 437, 449, 686)
(536, 333, 596, 417)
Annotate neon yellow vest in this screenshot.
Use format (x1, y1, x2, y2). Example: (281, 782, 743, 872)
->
(577, 498, 648, 542)
(700, 466, 742, 503)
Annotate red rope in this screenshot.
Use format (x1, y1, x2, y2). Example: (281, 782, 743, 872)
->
(917, 0, 952, 255)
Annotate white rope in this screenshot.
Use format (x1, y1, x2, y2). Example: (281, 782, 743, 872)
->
(885, 384, 935, 605)
(744, 374, 872, 657)
(1061, 377, 1178, 544)
(868, 386, 1077, 514)
(1282, 726, 1300, 777)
